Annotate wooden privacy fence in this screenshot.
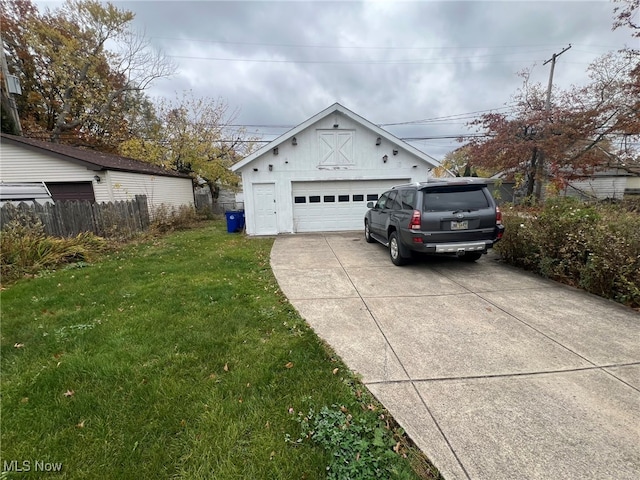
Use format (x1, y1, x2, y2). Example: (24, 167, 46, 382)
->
(194, 187, 242, 214)
(0, 195, 150, 238)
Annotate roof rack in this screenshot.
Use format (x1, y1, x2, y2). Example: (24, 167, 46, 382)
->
(391, 177, 489, 189)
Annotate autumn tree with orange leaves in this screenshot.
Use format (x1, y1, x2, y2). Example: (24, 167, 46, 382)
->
(1, 0, 174, 150)
(463, 0, 639, 202)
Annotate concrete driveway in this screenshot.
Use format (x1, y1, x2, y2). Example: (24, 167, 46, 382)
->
(270, 232, 640, 480)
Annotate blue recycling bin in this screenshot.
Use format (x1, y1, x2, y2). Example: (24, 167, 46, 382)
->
(225, 210, 245, 233)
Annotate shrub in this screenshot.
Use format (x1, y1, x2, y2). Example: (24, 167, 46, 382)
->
(577, 203, 640, 305)
(535, 197, 600, 283)
(496, 197, 640, 308)
(495, 206, 541, 271)
(149, 204, 204, 233)
(0, 216, 106, 285)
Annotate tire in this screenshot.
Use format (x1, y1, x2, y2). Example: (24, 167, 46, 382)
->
(389, 231, 409, 266)
(364, 220, 374, 243)
(461, 251, 483, 262)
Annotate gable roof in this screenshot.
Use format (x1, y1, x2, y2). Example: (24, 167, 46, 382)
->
(1, 133, 190, 178)
(231, 102, 441, 172)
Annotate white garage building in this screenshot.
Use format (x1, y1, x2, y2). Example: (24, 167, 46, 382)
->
(231, 103, 441, 235)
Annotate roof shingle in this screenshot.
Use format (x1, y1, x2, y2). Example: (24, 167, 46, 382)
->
(1, 133, 190, 178)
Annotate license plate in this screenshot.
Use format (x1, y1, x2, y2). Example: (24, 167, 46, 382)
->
(451, 220, 468, 230)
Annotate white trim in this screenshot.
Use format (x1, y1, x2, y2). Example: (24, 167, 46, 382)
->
(232, 103, 440, 172)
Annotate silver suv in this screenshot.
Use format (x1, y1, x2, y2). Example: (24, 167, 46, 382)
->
(364, 178, 505, 265)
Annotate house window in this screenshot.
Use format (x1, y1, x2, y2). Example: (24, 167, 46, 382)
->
(309, 196, 321, 203)
(353, 194, 364, 201)
(338, 195, 349, 202)
(294, 196, 306, 203)
(324, 195, 335, 202)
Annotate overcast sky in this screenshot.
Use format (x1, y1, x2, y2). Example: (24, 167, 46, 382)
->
(41, 1, 637, 159)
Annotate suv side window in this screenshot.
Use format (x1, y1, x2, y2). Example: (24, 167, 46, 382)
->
(386, 191, 401, 210)
(375, 192, 390, 209)
(400, 189, 416, 210)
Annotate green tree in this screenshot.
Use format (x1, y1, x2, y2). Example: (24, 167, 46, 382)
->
(439, 145, 493, 177)
(120, 92, 260, 194)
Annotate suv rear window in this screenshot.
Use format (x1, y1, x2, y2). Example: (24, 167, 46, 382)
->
(422, 186, 489, 212)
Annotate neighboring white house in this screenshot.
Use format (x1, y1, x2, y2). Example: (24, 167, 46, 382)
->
(563, 166, 640, 200)
(231, 103, 441, 235)
(0, 133, 194, 213)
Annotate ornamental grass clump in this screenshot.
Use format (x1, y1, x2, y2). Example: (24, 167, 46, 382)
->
(0, 215, 106, 284)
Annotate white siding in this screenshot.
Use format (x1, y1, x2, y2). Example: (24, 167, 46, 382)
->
(626, 177, 640, 190)
(566, 176, 629, 200)
(105, 170, 193, 213)
(0, 141, 193, 213)
(1, 142, 95, 181)
(238, 111, 433, 235)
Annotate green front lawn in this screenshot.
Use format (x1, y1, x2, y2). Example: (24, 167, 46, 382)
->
(1, 221, 436, 479)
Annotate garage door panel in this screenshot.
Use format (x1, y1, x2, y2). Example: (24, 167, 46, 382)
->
(292, 180, 409, 232)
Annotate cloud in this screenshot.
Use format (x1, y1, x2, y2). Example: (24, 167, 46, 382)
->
(109, 1, 634, 158)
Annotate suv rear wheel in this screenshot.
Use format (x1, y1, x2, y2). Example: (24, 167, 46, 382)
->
(389, 232, 409, 266)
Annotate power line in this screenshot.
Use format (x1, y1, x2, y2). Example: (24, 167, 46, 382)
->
(151, 35, 568, 52)
(380, 106, 517, 126)
(166, 54, 552, 65)
(188, 106, 518, 131)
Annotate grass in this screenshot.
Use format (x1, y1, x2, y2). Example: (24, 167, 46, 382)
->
(0, 221, 438, 479)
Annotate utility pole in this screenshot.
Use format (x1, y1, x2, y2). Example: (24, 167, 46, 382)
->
(534, 44, 571, 201)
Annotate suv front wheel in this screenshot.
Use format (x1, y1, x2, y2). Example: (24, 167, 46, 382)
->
(364, 221, 374, 243)
(389, 232, 409, 266)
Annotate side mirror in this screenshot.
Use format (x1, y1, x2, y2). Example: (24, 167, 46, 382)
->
(367, 201, 374, 208)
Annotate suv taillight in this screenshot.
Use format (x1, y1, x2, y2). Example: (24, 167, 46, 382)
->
(409, 210, 421, 230)
(496, 206, 504, 239)
(496, 206, 502, 225)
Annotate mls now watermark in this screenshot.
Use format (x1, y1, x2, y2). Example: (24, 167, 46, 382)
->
(3, 460, 63, 473)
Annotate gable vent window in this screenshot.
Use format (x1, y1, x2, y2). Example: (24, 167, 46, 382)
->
(317, 130, 354, 166)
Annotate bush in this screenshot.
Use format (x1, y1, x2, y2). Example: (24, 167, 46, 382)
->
(496, 197, 640, 308)
(149, 204, 205, 233)
(0, 215, 106, 285)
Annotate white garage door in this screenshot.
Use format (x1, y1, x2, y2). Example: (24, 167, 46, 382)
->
(292, 179, 409, 232)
